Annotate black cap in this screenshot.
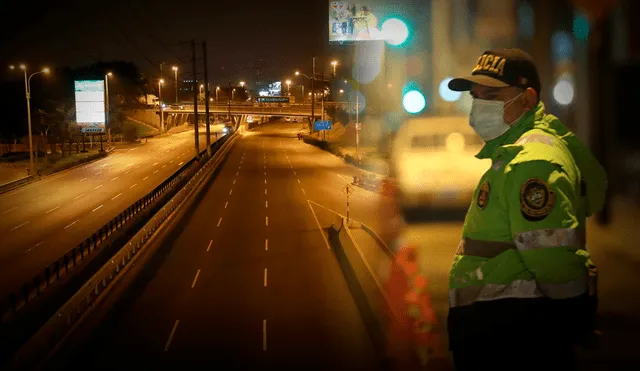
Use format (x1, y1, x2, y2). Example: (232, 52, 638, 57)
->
(448, 48, 541, 95)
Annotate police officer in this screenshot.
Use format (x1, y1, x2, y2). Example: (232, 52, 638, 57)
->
(445, 48, 607, 370)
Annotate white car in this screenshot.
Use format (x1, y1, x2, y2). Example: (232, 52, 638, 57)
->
(391, 116, 491, 211)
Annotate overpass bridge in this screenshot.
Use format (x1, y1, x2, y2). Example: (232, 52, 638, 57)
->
(159, 102, 351, 130)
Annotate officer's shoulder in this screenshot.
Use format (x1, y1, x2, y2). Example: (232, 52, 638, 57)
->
(502, 130, 569, 170)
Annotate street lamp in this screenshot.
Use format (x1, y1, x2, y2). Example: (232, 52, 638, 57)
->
(9, 64, 50, 176)
(172, 66, 178, 103)
(331, 60, 338, 76)
(239, 81, 245, 88)
(216, 86, 220, 102)
(286, 79, 291, 95)
(159, 79, 165, 133)
(339, 89, 344, 94)
(105, 72, 113, 149)
(199, 84, 204, 102)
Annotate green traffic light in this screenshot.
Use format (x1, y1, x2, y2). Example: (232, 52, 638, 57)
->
(573, 13, 589, 41)
(382, 17, 410, 46)
(402, 90, 426, 114)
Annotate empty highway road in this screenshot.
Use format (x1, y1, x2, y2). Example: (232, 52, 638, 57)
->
(48, 122, 390, 370)
(0, 126, 224, 299)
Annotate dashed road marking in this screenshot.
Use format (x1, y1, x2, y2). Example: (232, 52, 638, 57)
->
(233, 179, 236, 184)
(207, 240, 213, 251)
(111, 193, 123, 200)
(92, 205, 103, 212)
(229, 189, 233, 195)
(11, 221, 29, 231)
(24, 241, 43, 254)
(178, 161, 184, 166)
(94, 184, 103, 190)
(217, 217, 222, 227)
(130, 184, 138, 189)
(164, 320, 180, 352)
(143, 176, 149, 181)
(265, 238, 268, 251)
(265, 189, 267, 195)
(225, 201, 228, 208)
(64, 220, 79, 230)
(297, 179, 300, 184)
(265, 179, 267, 184)
(265, 200, 268, 208)
(46, 205, 60, 214)
(111, 177, 119, 182)
(153, 170, 159, 174)
(263, 320, 267, 351)
(73, 193, 85, 200)
(80, 178, 88, 182)
(191, 269, 201, 288)
(153, 162, 159, 166)
(1, 207, 17, 215)
(264, 269, 267, 287)
(265, 216, 268, 226)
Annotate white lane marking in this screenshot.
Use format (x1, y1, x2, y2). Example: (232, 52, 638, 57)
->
(143, 176, 149, 181)
(162, 164, 167, 168)
(265, 201, 268, 208)
(297, 179, 300, 184)
(264, 165, 266, 169)
(233, 179, 236, 185)
(64, 220, 79, 229)
(178, 161, 184, 166)
(207, 240, 213, 252)
(265, 216, 268, 226)
(125, 170, 132, 175)
(126, 163, 134, 167)
(80, 177, 87, 182)
(2, 207, 18, 215)
(153, 162, 159, 166)
(264, 269, 267, 287)
(264, 171, 266, 175)
(94, 184, 103, 190)
(11, 221, 29, 231)
(101, 163, 108, 167)
(302, 188, 306, 195)
(92, 205, 103, 212)
(164, 320, 180, 352)
(236, 171, 239, 176)
(58, 185, 68, 191)
(130, 184, 138, 189)
(265, 238, 268, 251)
(191, 269, 201, 288)
(25, 240, 44, 253)
(263, 320, 267, 351)
(265, 189, 267, 195)
(95, 171, 102, 176)
(46, 205, 60, 214)
(74, 193, 85, 200)
(307, 200, 331, 250)
(229, 189, 233, 195)
(264, 179, 267, 184)
(127, 148, 137, 152)
(170, 160, 174, 164)
(225, 201, 228, 208)
(217, 217, 222, 227)
(111, 177, 119, 182)
(153, 170, 159, 174)
(239, 166, 241, 169)
(293, 171, 296, 175)
(111, 193, 123, 200)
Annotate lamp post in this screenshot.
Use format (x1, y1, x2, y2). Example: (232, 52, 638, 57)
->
(286, 80, 291, 95)
(159, 79, 165, 133)
(199, 84, 204, 102)
(105, 72, 113, 149)
(10, 64, 50, 176)
(331, 60, 338, 77)
(216, 86, 220, 102)
(172, 66, 178, 103)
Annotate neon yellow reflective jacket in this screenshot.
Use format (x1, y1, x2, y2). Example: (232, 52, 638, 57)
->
(447, 102, 606, 347)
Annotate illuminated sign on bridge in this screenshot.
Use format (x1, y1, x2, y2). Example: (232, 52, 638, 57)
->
(255, 96, 291, 104)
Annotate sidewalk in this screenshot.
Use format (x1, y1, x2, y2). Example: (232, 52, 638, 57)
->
(0, 166, 28, 187)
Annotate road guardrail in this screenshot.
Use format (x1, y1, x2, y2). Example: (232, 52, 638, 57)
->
(5, 132, 241, 371)
(0, 132, 233, 365)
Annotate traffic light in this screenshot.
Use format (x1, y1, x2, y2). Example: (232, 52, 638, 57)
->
(402, 89, 426, 114)
(381, 17, 410, 47)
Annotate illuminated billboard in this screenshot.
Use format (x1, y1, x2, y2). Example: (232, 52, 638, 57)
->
(74, 80, 106, 133)
(329, 1, 403, 43)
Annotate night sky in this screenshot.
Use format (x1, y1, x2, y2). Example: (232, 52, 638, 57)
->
(1, 0, 330, 84)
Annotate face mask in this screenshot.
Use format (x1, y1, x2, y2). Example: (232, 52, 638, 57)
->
(469, 93, 523, 142)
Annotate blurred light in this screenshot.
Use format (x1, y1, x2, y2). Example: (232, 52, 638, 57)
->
(210, 98, 213, 101)
(331, 60, 338, 66)
(106, 72, 112, 76)
(387, 83, 392, 88)
(42, 67, 50, 74)
(240, 81, 245, 87)
(381, 18, 409, 46)
(348, 91, 366, 114)
(9, 65, 15, 70)
(402, 90, 426, 114)
(172, 66, 178, 71)
(200, 84, 204, 88)
(573, 12, 589, 41)
(19, 64, 26, 70)
(517, 1, 535, 40)
(553, 79, 574, 106)
(551, 30, 573, 61)
(344, 80, 347, 83)
(352, 42, 383, 84)
(159, 79, 165, 84)
(295, 71, 300, 76)
(439, 77, 461, 102)
(286, 80, 291, 85)
(339, 89, 344, 93)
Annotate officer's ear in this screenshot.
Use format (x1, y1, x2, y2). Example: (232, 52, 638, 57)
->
(522, 87, 537, 112)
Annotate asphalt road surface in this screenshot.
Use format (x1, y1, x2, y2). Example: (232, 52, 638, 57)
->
(49, 122, 385, 370)
(0, 126, 224, 299)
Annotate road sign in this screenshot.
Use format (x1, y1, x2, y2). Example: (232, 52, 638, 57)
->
(342, 184, 354, 196)
(314, 120, 332, 131)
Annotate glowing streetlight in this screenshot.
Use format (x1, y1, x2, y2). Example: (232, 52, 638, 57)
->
(331, 60, 338, 76)
(159, 79, 165, 133)
(239, 81, 245, 87)
(216, 86, 220, 102)
(339, 89, 344, 94)
(9, 64, 50, 175)
(286, 79, 291, 95)
(172, 66, 178, 103)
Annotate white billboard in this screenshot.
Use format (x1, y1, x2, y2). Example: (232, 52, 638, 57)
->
(74, 80, 106, 133)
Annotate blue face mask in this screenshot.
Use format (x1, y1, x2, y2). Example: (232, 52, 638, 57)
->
(469, 93, 523, 141)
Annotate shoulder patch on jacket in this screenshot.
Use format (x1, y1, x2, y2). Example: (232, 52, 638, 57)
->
(520, 178, 555, 221)
(515, 133, 556, 146)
